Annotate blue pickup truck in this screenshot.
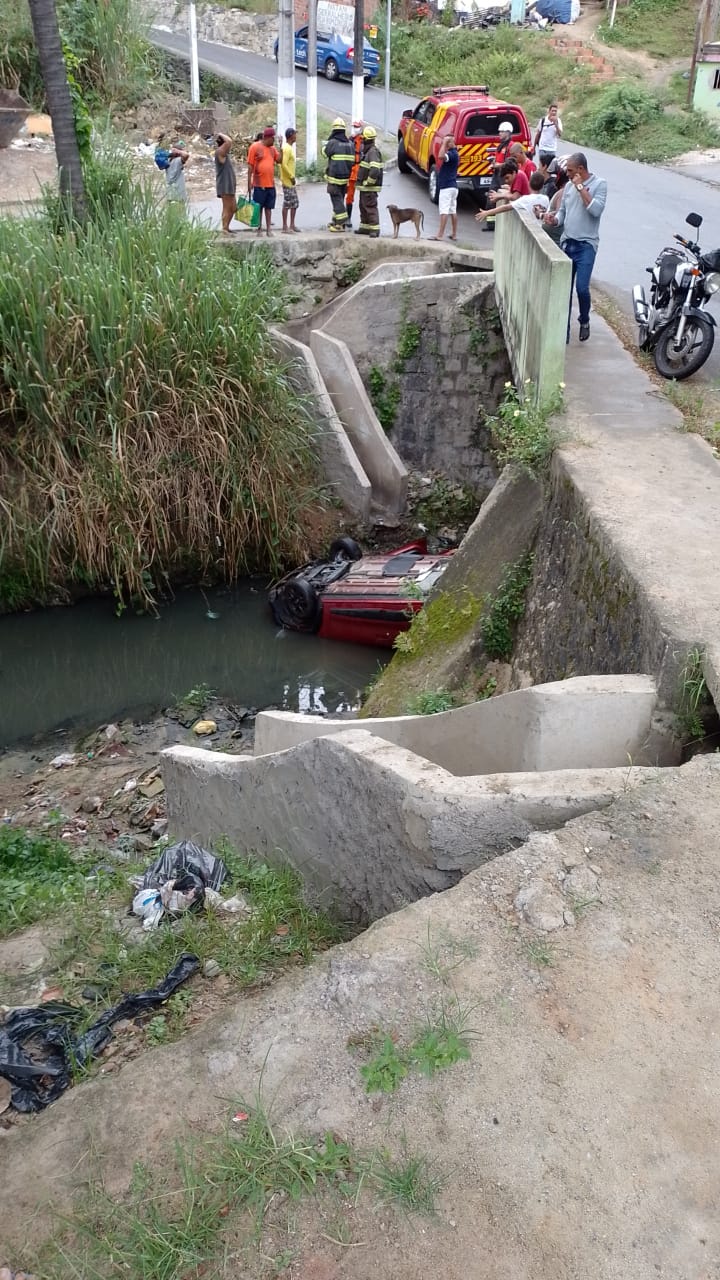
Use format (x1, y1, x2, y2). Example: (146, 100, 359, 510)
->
(273, 26, 380, 83)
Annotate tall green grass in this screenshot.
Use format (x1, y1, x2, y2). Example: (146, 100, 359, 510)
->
(0, 172, 322, 611)
(0, 0, 155, 109)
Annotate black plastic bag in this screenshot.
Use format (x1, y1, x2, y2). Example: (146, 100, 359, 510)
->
(0, 953, 200, 1113)
(140, 841, 228, 893)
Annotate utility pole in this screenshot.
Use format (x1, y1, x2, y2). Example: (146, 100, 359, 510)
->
(306, 0, 318, 166)
(689, 0, 720, 104)
(383, 0, 391, 137)
(352, 0, 364, 128)
(277, 0, 296, 136)
(189, 0, 200, 105)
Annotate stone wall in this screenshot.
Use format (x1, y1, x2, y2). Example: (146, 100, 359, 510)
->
(327, 273, 511, 490)
(513, 453, 676, 702)
(150, 0, 277, 57)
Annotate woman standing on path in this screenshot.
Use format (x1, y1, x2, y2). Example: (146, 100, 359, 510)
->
(215, 132, 237, 234)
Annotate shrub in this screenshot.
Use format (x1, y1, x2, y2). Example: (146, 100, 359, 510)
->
(0, 0, 155, 110)
(576, 82, 662, 149)
(0, 185, 322, 611)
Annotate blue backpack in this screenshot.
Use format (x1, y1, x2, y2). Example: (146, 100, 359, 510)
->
(154, 148, 171, 171)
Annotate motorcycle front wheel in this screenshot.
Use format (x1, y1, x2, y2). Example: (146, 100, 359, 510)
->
(653, 315, 714, 381)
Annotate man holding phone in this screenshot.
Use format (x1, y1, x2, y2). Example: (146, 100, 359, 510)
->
(544, 151, 607, 343)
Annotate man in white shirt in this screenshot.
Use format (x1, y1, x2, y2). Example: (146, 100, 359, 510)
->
(534, 104, 563, 168)
(476, 172, 548, 224)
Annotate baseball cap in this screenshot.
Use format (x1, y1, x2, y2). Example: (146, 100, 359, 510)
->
(498, 120, 513, 132)
(262, 126, 276, 138)
(352, 118, 363, 128)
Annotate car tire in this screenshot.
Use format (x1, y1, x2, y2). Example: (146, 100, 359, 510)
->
(364, 75, 374, 85)
(428, 163, 439, 205)
(324, 57, 339, 80)
(397, 138, 410, 174)
(329, 537, 362, 562)
(271, 578, 321, 632)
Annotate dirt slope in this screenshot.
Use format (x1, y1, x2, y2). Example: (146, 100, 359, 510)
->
(2, 755, 719, 1278)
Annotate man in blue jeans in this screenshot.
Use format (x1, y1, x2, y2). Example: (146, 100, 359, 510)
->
(544, 152, 607, 343)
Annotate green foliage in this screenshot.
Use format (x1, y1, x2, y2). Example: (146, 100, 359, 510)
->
(335, 256, 364, 288)
(597, 0, 695, 58)
(51, 851, 343, 1003)
(386, 22, 580, 122)
(371, 1149, 443, 1212)
(568, 78, 720, 163)
(394, 320, 422, 369)
(42, 1109, 439, 1277)
(0, 0, 156, 110)
(481, 553, 534, 661)
(173, 682, 215, 717)
(677, 647, 710, 742)
(412, 474, 478, 535)
(62, 44, 92, 159)
(575, 81, 662, 147)
(392, 590, 482, 658)
(369, 365, 401, 431)
(405, 689, 456, 715)
(0, 182, 321, 612)
(360, 1035, 409, 1093)
(358, 1001, 476, 1094)
(487, 379, 562, 473)
(0, 825, 121, 937)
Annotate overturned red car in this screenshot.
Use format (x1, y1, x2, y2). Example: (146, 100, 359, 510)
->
(269, 536, 454, 648)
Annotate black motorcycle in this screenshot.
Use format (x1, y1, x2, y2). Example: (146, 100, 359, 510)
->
(632, 211, 720, 380)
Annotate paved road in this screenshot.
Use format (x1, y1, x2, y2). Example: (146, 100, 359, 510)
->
(156, 28, 720, 368)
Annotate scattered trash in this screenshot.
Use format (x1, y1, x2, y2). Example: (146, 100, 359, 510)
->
(49, 752, 77, 769)
(103, 723, 121, 742)
(138, 776, 165, 799)
(203, 959, 221, 979)
(123, 777, 138, 793)
(128, 841, 229, 929)
(193, 719, 217, 735)
(232, 1110, 250, 1123)
(0, 953, 199, 1112)
(80, 795, 103, 814)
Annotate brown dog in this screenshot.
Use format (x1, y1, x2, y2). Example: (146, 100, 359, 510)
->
(387, 204, 425, 239)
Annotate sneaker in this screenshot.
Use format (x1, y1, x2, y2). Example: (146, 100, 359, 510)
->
(579, 322, 590, 342)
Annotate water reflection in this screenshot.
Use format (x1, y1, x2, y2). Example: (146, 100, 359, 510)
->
(0, 581, 387, 746)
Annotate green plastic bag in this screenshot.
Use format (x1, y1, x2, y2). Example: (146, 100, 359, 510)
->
(235, 196, 261, 228)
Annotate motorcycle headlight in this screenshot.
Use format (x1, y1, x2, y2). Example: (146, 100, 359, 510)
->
(705, 272, 720, 294)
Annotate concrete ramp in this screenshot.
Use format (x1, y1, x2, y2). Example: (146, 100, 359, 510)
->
(162, 728, 661, 921)
(254, 674, 659, 773)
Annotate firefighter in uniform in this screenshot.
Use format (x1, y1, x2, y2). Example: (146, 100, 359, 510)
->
(322, 117, 355, 232)
(355, 125, 383, 237)
(345, 119, 364, 229)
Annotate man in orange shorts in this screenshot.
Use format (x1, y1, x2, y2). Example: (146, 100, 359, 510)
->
(247, 126, 280, 236)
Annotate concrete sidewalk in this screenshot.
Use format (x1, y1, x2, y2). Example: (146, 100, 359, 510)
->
(561, 314, 720, 702)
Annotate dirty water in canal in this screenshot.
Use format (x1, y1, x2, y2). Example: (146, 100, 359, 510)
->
(0, 581, 387, 747)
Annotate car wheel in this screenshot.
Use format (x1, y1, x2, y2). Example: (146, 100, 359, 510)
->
(364, 75, 374, 85)
(271, 578, 321, 632)
(397, 138, 410, 174)
(329, 537, 362, 562)
(324, 57, 339, 80)
(428, 163, 439, 205)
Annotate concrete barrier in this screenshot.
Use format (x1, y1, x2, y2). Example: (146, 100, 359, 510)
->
(162, 729, 661, 921)
(271, 328, 371, 520)
(254, 675, 658, 772)
(309, 329, 407, 517)
(494, 207, 571, 407)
